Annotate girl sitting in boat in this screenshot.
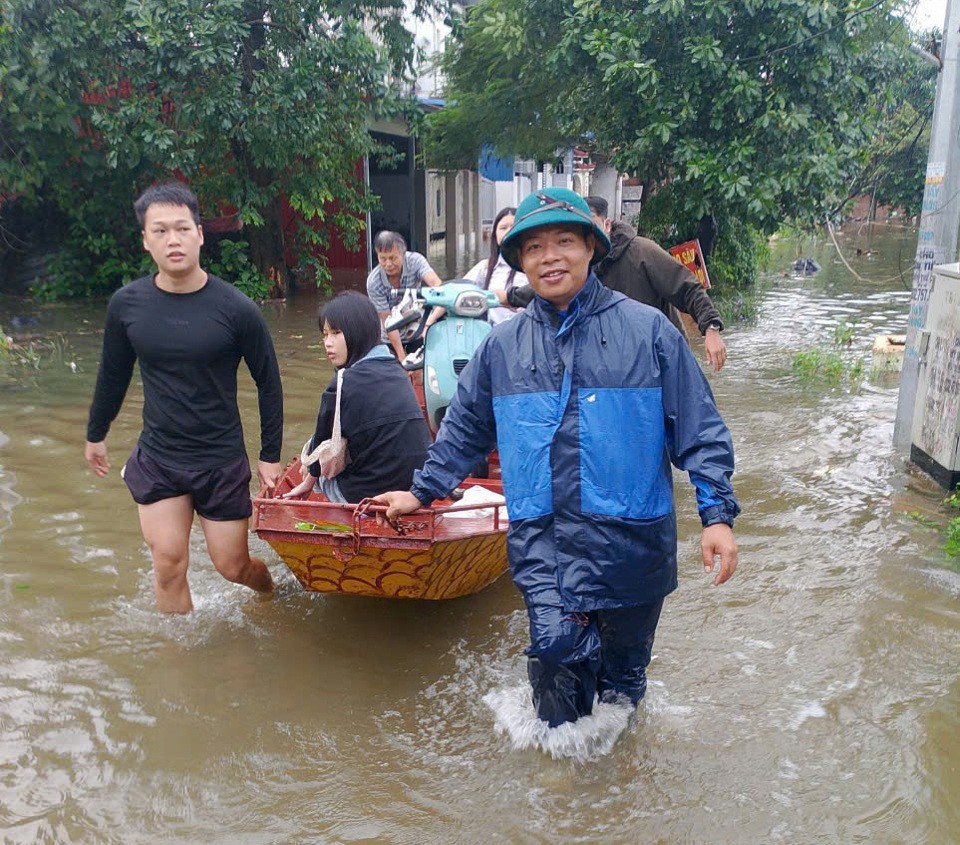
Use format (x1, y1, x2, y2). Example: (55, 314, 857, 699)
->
(463, 206, 530, 325)
(283, 291, 432, 503)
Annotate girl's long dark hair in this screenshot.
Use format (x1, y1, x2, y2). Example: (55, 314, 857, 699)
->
(319, 291, 381, 368)
(483, 206, 517, 291)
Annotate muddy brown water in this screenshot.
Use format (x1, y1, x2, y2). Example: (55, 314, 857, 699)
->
(1, 227, 958, 844)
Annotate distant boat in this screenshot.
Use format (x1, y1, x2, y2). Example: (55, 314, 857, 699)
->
(793, 257, 821, 274)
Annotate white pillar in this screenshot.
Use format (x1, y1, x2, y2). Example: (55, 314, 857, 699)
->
(894, 0, 960, 449)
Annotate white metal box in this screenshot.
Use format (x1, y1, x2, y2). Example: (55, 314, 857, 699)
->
(911, 262, 960, 488)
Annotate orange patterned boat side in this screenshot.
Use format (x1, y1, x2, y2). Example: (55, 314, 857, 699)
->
(252, 460, 509, 600)
(268, 532, 508, 599)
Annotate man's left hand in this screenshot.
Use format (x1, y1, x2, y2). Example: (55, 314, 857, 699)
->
(370, 491, 423, 525)
(705, 329, 726, 372)
(424, 306, 446, 328)
(701, 523, 738, 585)
(257, 460, 282, 496)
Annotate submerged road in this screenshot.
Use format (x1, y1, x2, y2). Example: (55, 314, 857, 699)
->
(0, 226, 957, 844)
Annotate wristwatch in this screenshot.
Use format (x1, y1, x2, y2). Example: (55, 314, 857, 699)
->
(706, 320, 722, 332)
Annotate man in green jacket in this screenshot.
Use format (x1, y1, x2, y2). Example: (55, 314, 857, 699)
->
(585, 196, 727, 372)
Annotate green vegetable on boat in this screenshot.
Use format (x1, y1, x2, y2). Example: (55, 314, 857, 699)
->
(295, 520, 352, 533)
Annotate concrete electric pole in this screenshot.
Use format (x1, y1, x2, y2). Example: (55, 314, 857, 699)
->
(893, 0, 960, 450)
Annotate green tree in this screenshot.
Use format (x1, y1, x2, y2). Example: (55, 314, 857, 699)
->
(0, 0, 436, 297)
(429, 0, 916, 254)
(841, 29, 938, 218)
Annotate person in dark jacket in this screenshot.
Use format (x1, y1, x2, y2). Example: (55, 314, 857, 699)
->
(283, 291, 432, 504)
(374, 188, 740, 729)
(584, 196, 727, 372)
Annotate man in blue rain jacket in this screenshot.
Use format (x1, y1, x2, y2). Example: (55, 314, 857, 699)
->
(375, 187, 740, 728)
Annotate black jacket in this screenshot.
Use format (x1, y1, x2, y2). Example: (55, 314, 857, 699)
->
(594, 221, 722, 336)
(308, 353, 431, 502)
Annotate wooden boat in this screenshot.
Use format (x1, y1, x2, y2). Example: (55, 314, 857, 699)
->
(252, 458, 509, 600)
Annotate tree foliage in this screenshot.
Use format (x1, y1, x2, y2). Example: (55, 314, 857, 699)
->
(428, 0, 920, 236)
(842, 28, 937, 217)
(0, 0, 437, 297)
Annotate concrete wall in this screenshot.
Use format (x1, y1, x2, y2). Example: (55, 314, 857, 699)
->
(370, 174, 413, 241)
(590, 159, 623, 217)
(424, 170, 445, 240)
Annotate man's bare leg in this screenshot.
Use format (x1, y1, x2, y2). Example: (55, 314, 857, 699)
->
(200, 516, 274, 595)
(138, 495, 195, 613)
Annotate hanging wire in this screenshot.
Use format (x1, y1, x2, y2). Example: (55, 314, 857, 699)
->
(825, 220, 914, 286)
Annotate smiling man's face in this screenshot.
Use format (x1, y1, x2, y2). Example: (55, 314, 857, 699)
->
(518, 224, 594, 310)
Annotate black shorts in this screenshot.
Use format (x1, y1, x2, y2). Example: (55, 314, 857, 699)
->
(122, 445, 253, 521)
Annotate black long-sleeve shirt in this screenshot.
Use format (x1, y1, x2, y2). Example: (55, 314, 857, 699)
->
(86, 274, 283, 470)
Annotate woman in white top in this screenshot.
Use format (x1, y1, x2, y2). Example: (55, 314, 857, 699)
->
(464, 207, 530, 326)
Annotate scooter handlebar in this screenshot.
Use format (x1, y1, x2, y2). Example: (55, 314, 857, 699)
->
(384, 306, 425, 333)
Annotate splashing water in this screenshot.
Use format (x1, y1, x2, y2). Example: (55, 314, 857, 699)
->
(482, 684, 635, 762)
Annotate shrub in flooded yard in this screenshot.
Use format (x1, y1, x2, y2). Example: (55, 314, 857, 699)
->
(713, 287, 763, 325)
(833, 320, 855, 346)
(791, 318, 864, 386)
(791, 348, 863, 387)
(910, 484, 960, 569)
(208, 240, 271, 302)
(945, 519, 960, 559)
(945, 485, 960, 560)
(0, 326, 77, 377)
(20, 190, 154, 301)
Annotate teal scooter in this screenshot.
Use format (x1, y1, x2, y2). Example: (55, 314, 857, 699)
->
(385, 281, 500, 435)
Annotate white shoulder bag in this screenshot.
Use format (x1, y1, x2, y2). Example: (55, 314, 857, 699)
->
(301, 368, 350, 478)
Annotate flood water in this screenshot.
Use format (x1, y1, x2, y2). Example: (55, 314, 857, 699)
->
(1, 225, 958, 844)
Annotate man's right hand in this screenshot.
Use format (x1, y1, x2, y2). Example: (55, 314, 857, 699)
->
(704, 329, 727, 372)
(371, 491, 423, 525)
(85, 441, 110, 477)
(701, 522, 738, 585)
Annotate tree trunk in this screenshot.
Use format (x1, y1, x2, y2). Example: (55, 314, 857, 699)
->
(697, 213, 718, 260)
(236, 6, 287, 297)
(247, 195, 289, 298)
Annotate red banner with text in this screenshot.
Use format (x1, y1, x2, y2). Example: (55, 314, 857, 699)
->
(668, 239, 711, 289)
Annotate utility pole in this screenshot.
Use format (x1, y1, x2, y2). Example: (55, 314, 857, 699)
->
(893, 0, 960, 450)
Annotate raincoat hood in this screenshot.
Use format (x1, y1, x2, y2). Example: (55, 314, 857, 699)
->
(526, 273, 618, 327)
(600, 219, 639, 266)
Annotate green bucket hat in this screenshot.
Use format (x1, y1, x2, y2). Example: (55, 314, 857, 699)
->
(500, 187, 611, 272)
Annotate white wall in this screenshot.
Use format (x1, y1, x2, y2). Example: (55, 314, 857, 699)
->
(590, 159, 622, 216)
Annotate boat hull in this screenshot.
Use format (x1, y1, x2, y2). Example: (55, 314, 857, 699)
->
(253, 461, 509, 600)
(268, 531, 508, 599)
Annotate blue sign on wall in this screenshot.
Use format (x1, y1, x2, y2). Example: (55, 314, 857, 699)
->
(479, 145, 515, 182)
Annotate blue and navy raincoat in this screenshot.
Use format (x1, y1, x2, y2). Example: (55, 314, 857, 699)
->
(410, 274, 740, 611)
